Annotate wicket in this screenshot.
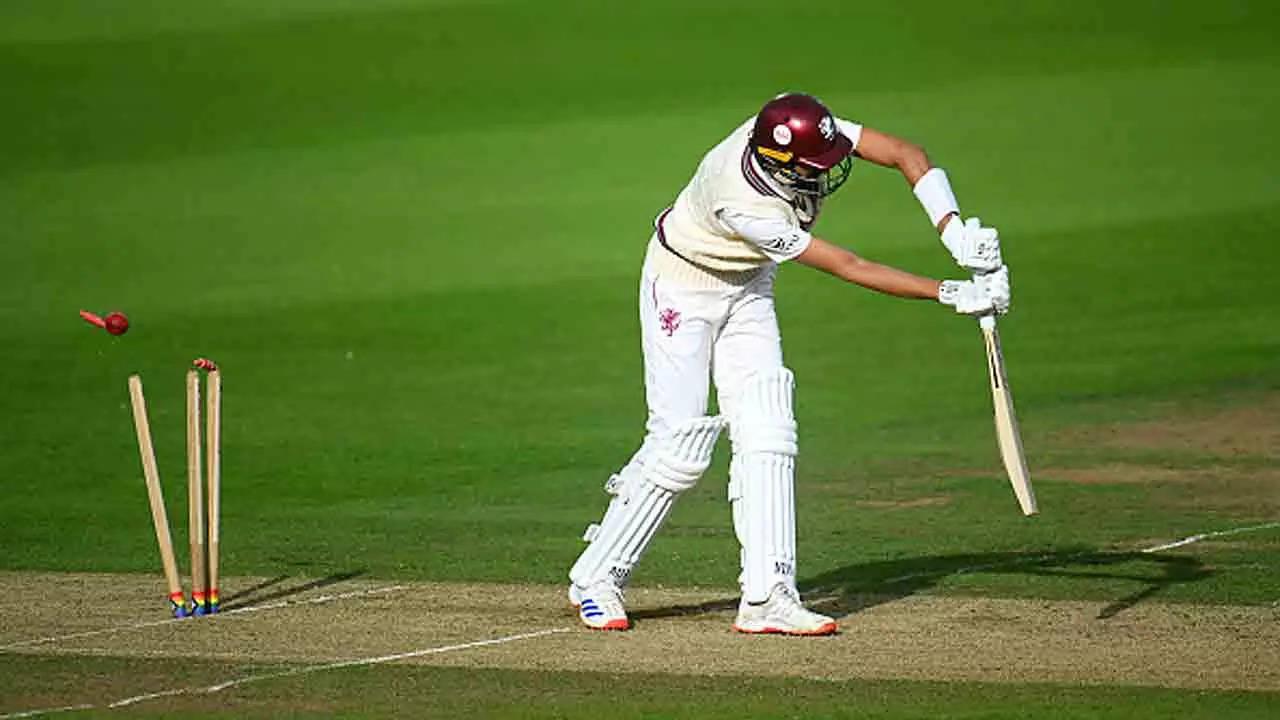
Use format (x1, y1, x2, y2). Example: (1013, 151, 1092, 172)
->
(127, 375, 188, 618)
(205, 367, 222, 614)
(126, 360, 223, 618)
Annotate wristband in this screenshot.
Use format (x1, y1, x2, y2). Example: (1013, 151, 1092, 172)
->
(912, 167, 960, 227)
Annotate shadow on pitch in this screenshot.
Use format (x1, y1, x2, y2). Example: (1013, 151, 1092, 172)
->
(633, 550, 1211, 622)
(220, 569, 366, 610)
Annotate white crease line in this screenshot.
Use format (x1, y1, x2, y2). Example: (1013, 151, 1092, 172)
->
(122, 627, 571, 703)
(1140, 522, 1280, 553)
(0, 585, 405, 650)
(0, 705, 93, 719)
(3, 626, 571, 718)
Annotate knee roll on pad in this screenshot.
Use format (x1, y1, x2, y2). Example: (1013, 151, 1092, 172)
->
(570, 416, 726, 589)
(645, 416, 728, 492)
(731, 368, 798, 457)
(580, 472, 628, 543)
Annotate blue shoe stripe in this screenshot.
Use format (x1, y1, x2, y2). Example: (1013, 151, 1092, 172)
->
(583, 610, 604, 618)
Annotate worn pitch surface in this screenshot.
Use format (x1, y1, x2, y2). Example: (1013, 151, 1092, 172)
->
(2, 572, 1276, 697)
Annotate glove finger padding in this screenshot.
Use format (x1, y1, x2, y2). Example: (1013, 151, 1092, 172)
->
(938, 279, 991, 315)
(942, 216, 1003, 273)
(978, 266, 1011, 314)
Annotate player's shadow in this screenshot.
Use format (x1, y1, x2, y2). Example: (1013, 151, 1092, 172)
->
(220, 569, 366, 610)
(803, 550, 1212, 620)
(633, 550, 1211, 622)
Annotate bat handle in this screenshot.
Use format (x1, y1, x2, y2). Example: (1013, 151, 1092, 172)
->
(979, 314, 997, 331)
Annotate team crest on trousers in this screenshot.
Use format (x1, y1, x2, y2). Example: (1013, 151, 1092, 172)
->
(659, 308, 681, 336)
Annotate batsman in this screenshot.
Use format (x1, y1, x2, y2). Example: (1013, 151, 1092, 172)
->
(568, 93, 1010, 634)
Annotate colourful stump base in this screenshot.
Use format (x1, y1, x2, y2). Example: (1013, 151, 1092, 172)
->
(168, 592, 190, 618)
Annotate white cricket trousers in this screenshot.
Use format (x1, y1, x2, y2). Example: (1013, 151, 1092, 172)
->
(570, 238, 800, 600)
(635, 242, 784, 444)
(612, 239, 797, 600)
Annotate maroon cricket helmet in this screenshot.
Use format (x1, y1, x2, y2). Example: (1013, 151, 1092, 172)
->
(750, 93, 854, 196)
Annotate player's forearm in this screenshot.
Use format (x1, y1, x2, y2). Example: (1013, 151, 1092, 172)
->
(854, 128, 963, 233)
(795, 238, 940, 300)
(854, 127, 933, 186)
(892, 143, 932, 187)
(839, 256, 940, 299)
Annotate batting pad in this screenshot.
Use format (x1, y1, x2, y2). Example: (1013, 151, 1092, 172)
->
(570, 416, 726, 589)
(728, 368, 799, 603)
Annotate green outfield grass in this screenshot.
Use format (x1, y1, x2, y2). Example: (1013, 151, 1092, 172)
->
(4, 655, 1279, 720)
(2, 0, 1279, 717)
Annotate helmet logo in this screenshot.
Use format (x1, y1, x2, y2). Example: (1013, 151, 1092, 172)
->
(772, 124, 793, 146)
(818, 115, 835, 141)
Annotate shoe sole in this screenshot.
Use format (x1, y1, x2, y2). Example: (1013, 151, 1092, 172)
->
(583, 618, 630, 630)
(733, 622, 837, 636)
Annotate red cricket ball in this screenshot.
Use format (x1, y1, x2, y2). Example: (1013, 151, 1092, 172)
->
(104, 311, 129, 336)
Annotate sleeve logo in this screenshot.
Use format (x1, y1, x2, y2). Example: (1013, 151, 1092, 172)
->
(761, 233, 802, 253)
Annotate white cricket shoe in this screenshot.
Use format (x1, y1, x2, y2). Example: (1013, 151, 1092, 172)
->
(733, 584, 837, 636)
(568, 580, 630, 631)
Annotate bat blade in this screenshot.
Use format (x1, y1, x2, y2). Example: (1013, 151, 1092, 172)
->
(980, 315, 1037, 516)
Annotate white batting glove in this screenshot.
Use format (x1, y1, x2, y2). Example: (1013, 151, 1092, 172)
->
(940, 216, 1002, 273)
(979, 265, 1011, 314)
(938, 266, 1011, 316)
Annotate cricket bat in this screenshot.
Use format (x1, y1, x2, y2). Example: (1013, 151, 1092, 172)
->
(979, 315, 1037, 515)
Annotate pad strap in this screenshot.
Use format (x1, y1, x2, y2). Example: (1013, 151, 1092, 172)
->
(569, 416, 726, 589)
